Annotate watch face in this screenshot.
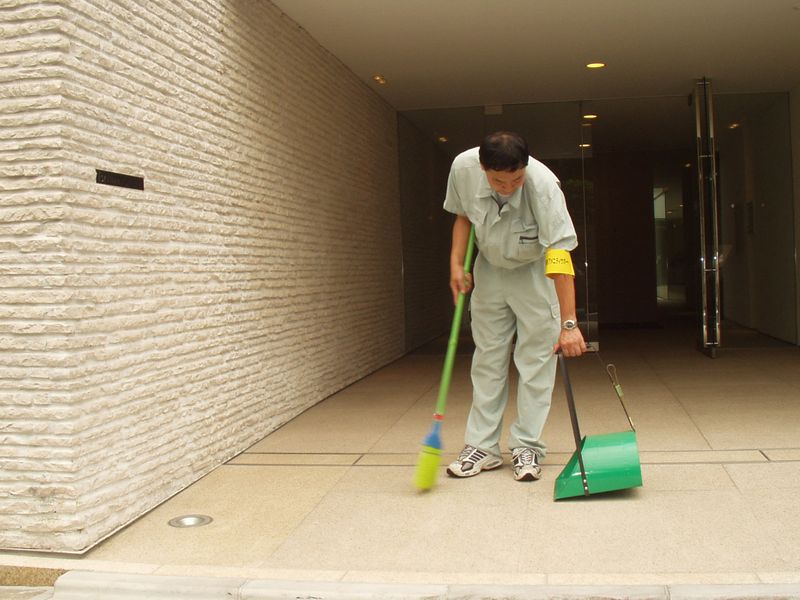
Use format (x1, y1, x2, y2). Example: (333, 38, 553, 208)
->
(562, 319, 577, 330)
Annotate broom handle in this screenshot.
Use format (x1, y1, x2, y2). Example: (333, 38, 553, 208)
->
(434, 225, 476, 418)
(558, 353, 590, 495)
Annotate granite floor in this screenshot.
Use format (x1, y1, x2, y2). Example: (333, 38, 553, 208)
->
(3, 318, 800, 588)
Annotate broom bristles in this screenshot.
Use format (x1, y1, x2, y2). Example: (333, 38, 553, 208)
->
(414, 445, 442, 490)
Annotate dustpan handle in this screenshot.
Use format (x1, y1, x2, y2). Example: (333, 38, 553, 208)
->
(558, 353, 590, 496)
(558, 353, 582, 449)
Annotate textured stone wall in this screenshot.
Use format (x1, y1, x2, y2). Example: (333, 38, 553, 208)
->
(0, 0, 403, 552)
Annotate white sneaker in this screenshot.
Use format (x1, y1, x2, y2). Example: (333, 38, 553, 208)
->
(511, 447, 542, 481)
(446, 445, 503, 477)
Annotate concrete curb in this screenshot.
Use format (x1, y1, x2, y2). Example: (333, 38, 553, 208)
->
(669, 584, 800, 599)
(51, 571, 800, 600)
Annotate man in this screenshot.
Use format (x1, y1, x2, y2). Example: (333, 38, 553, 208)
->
(444, 131, 586, 481)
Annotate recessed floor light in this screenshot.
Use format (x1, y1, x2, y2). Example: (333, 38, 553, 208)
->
(168, 514, 213, 528)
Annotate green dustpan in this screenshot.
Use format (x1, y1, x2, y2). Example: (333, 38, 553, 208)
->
(554, 353, 643, 500)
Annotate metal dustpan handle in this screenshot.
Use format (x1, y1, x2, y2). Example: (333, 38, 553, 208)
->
(557, 353, 590, 496)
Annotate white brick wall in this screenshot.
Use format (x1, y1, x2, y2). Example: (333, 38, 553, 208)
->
(1, 0, 404, 552)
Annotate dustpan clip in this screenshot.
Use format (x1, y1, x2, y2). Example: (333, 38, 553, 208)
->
(603, 361, 636, 432)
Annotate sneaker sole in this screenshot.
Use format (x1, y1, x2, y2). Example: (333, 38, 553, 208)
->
(514, 469, 541, 482)
(446, 459, 503, 478)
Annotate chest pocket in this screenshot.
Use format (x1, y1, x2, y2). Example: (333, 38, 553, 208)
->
(506, 219, 543, 262)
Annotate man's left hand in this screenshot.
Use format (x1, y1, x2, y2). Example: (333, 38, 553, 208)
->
(554, 328, 587, 357)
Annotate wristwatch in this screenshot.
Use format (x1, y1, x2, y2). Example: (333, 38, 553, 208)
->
(561, 319, 577, 330)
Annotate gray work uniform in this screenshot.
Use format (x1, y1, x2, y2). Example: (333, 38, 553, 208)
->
(443, 147, 578, 458)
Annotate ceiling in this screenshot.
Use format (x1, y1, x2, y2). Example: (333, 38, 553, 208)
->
(271, 0, 800, 156)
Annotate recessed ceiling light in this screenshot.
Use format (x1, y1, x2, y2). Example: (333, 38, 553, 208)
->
(583, 114, 598, 120)
(372, 74, 387, 85)
(437, 136, 449, 143)
(728, 122, 740, 129)
(579, 143, 591, 148)
(586, 62, 606, 69)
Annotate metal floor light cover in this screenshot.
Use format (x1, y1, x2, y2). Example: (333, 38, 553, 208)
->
(554, 353, 643, 500)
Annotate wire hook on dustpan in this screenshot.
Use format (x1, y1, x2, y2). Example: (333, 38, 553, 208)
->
(604, 360, 636, 431)
(554, 353, 643, 500)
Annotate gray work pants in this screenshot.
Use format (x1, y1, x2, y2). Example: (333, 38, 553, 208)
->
(465, 253, 560, 458)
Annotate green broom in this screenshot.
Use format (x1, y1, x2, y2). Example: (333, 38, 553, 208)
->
(414, 225, 476, 491)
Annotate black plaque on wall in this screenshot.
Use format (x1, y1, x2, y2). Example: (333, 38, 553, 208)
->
(96, 169, 144, 190)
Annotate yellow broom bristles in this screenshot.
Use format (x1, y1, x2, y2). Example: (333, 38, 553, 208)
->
(414, 446, 442, 491)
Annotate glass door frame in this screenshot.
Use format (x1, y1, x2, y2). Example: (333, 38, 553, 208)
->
(694, 78, 722, 357)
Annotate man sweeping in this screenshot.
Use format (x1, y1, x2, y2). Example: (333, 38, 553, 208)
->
(444, 131, 587, 481)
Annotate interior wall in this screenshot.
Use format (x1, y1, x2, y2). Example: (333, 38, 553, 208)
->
(594, 152, 658, 324)
(1, 0, 403, 552)
(751, 97, 796, 342)
(397, 117, 453, 351)
(718, 93, 797, 343)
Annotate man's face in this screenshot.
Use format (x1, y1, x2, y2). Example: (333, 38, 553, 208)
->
(483, 167, 526, 198)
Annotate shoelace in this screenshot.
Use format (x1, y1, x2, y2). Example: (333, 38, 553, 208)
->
(513, 448, 536, 467)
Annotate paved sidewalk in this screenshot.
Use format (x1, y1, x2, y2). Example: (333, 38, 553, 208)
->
(2, 322, 800, 598)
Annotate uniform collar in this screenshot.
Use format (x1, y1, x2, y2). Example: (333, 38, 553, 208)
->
(476, 177, 494, 200)
(476, 176, 524, 207)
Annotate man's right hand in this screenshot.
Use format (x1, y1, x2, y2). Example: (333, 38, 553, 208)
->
(449, 267, 473, 305)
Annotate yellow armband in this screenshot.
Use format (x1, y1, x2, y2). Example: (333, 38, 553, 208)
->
(545, 249, 574, 278)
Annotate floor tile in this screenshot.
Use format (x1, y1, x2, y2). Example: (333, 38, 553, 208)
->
(340, 571, 547, 585)
(263, 472, 529, 573)
(638, 464, 736, 491)
(639, 450, 765, 464)
(230, 453, 361, 466)
(86, 466, 348, 567)
(519, 490, 784, 574)
(153, 564, 345, 582)
(724, 462, 800, 490)
(673, 392, 800, 450)
(738, 488, 800, 568)
(546, 572, 761, 585)
(763, 449, 800, 461)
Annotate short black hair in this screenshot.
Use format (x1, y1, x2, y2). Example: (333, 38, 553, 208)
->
(479, 131, 529, 172)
